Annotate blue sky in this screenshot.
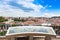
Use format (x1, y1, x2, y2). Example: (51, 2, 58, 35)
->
(0, 0, 60, 17)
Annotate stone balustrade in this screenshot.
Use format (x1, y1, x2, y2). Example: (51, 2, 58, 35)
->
(0, 36, 60, 40)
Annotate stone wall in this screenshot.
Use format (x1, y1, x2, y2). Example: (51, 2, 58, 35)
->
(33, 37, 45, 40)
(0, 36, 6, 40)
(51, 36, 60, 40)
(0, 36, 60, 40)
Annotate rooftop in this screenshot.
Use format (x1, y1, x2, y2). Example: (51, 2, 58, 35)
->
(6, 26, 56, 36)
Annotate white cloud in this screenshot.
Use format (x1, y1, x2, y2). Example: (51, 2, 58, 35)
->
(0, 0, 43, 17)
(41, 13, 60, 17)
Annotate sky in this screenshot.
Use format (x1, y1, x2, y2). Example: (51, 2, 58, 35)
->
(0, 0, 60, 17)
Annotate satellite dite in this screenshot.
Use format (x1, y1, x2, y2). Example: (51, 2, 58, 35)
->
(6, 26, 56, 40)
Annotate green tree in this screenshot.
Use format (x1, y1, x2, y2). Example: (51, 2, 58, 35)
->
(0, 31, 6, 36)
(0, 16, 8, 22)
(0, 17, 5, 22)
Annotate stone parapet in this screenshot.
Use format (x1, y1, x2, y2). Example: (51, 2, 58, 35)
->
(0, 36, 60, 40)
